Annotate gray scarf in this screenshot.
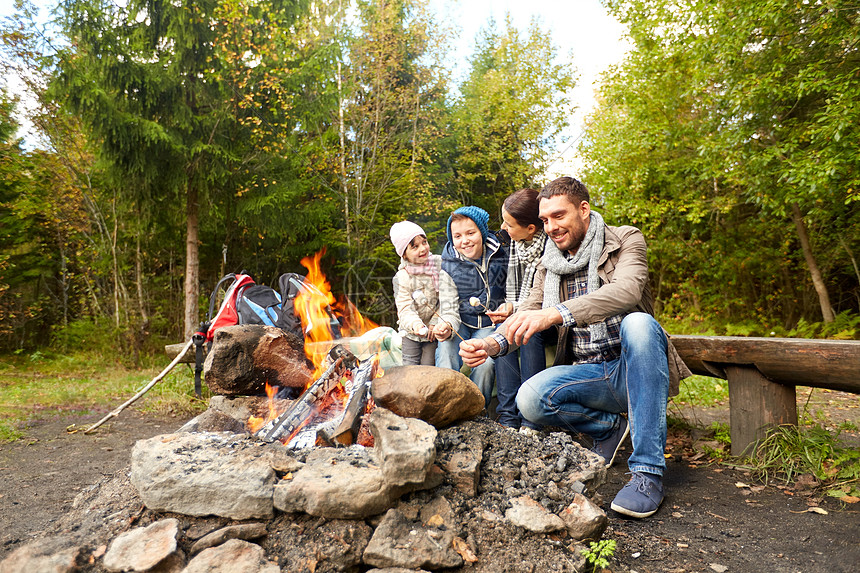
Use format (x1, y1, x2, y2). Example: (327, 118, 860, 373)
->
(541, 211, 608, 341)
(515, 231, 547, 303)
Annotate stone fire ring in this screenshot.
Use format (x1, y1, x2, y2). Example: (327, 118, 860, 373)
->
(130, 408, 438, 520)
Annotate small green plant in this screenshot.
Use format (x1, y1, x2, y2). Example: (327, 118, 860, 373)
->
(580, 539, 616, 573)
(711, 422, 731, 447)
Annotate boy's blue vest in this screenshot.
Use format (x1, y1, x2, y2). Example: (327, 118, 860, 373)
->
(441, 232, 509, 329)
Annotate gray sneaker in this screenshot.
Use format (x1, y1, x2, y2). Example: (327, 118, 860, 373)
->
(591, 416, 629, 468)
(610, 471, 664, 518)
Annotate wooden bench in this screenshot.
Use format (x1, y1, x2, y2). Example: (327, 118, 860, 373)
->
(670, 335, 860, 455)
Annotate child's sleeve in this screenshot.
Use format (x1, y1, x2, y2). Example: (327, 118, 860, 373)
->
(438, 269, 460, 333)
(393, 270, 426, 335)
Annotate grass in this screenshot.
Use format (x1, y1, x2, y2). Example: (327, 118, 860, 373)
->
(743, 423, 860, 499)
(672, 374, 729, 407)
(0, 348, 209, 443)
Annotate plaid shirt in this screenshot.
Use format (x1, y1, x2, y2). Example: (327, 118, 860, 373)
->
(492, 263, 626, 364)
(558, 267, 626, 364)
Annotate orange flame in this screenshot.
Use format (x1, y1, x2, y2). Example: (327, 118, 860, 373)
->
(248, 381, 281, 433)
(336, 295, 380, 338)
(295, 251, 339, 379)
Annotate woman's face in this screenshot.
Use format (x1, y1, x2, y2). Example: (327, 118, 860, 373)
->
(501, 207, 537, 242)
(404, 235, 430, 264)
(451, 218, 484, 260)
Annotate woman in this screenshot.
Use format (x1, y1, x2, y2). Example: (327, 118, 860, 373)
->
(487, 189, 548, 433)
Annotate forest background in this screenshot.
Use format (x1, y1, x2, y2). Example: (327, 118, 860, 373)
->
(1, 0, 858, 359)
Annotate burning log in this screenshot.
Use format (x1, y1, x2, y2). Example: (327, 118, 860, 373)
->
(321, 357, 378, 446)
(255, 346, 355, 443)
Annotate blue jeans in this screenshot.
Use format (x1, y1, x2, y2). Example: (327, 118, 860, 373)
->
(516, 313, 670, 475)
(495, 329, 546, 429)
(437, 323, 496, 406)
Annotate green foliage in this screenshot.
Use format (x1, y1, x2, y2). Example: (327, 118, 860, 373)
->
(672, 375, 728, 407)
(585, 0, 860, 326)
(448, 15, 576, 215)
(784, 311, 860, 340)
(747, 424, 860, 499)
(580, 539, 616, 573)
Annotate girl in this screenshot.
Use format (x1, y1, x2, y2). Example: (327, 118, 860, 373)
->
(487, 189, 548, 432)
(390, 221, 459, 365)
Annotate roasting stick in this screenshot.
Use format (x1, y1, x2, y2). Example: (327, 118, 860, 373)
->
(411, 291, 466, 343)
(468, 296, 490, 312)
(85, 337, 195, 434)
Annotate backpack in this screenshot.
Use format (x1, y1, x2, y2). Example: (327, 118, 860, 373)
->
(190, 271, 341, 397)
(202, 271, 340, 342)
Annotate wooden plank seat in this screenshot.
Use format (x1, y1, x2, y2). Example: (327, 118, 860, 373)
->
(670, 335, 860, 455)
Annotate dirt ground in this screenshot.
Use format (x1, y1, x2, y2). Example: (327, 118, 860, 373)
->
(1, 393, 858, 572)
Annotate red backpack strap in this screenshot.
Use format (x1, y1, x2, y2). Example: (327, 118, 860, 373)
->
(205, 273, 255, 341)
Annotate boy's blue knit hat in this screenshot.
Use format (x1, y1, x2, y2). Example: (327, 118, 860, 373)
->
(446, 206, 490, 243)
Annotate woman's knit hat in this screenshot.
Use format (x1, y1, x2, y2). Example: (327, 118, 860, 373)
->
(389, 220, 426, 258)
(446, 206, 490, 243)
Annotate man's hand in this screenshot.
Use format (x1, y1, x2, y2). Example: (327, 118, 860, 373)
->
(459, 337, 500, 368)
(504, 307, 563, 346)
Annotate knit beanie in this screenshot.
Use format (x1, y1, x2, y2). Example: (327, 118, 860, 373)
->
(389, 220, 426, 258)
(446, 206, 490, 243)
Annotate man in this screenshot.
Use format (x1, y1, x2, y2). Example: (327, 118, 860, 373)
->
(459, 176, 690, 518)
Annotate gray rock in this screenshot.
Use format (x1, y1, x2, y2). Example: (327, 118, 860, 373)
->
(362, 508, 463, 570)
(559, 493, 608, 541)
(208, 395, 270, 422)
(131, 433, 275, 520)
(181, 539, 278, 573)
(190, 523, 268, 555)
(0, 537, 81, 573)
(371, 366, 485, 428)
(443, 449, 481, 497)
(103, 518, 180, 572)
(564, 449, 608, 491)
(178, 409, 248, 434)
(273, 448, 406, 519)
(370, 407, 437, 487)
(204, 325, 311, 396)
(505, 495, 565, 533)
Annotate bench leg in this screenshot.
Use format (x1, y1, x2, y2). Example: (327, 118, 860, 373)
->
(725, 365, 797, 456)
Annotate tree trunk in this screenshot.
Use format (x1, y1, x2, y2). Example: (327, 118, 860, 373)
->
(184, 184, 200, 340)
(790, 202, 834, 322)
(136, 233, 149, 324)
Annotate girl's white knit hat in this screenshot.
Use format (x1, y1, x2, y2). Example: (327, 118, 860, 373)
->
(389, 221, 426, 258)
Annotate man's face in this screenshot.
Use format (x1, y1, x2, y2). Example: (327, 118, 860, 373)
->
(451, 218, 484, 260)
(539, 195, 590, 254)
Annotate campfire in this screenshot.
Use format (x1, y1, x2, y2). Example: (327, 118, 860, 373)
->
(248, 251, 384, 449)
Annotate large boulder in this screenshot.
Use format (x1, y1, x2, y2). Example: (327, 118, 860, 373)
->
(371, 366, 484, 428)
(131, 433, 277, 520)
(203, 325, 311, 396)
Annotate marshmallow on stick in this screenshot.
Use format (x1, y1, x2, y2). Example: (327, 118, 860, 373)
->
(469, 296, 490, 312)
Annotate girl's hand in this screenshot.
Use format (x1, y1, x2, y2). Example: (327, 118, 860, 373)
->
(433, 323, 452, 341)
(413, 324, 436, 341)
(486, 303, 513, 324)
